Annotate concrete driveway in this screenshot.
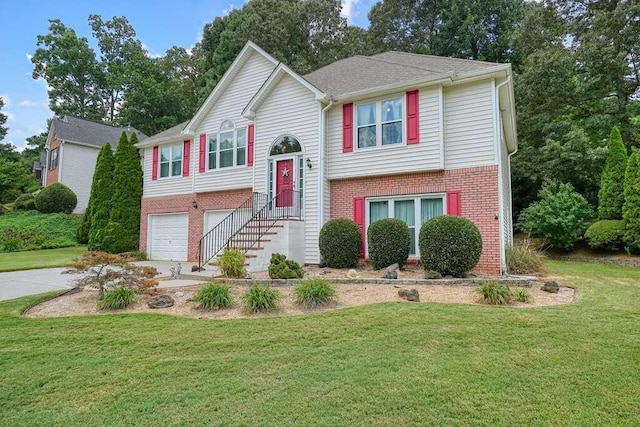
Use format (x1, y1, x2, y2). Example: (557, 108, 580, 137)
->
(0, 268, 76, 301)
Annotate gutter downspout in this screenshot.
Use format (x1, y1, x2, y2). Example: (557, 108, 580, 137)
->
(494, 76, 511, 276)
(318, 99, 334, 246)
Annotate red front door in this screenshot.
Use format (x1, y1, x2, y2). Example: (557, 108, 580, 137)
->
(275, 159, 294, 207)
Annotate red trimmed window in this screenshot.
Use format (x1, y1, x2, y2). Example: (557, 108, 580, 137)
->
(406, 90, 419, 144)
(151, 146, 158, 180)
(199, 134, 206, 173)
(446, 191, 462, 216)
(182, 139, 190, 177)
(343, 103, 353, 153)
(353, 197, 365, 258)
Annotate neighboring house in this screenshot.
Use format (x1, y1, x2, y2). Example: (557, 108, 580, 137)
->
(41, 116, 147, 213)
(135, 42, 517, 275)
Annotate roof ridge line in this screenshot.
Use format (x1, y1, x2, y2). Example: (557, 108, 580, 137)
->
(379, 50, 502, 66)
(364, 55, 443, 74)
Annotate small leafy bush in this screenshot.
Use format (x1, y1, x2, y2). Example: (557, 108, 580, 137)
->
(419, 215, 483, 277)
(294, 279, 337, 307)
(13, 193, 36, 211)
(1, 237, 21, 252)
(518, 181, 592, 251)
(476, 282, 512, 305)
(512, 288, 532, 303)
(35, 183, 77, 214)
(505, 239, 545, 274)
(242, 285, 281, 313)
(192, 283, 233, 310)
(218, 249, 247, 278)
(585, 220, 624, 251)
(367, 218, 411, 269)
(268, 253, 304, 279)
(319, 218, 362, 268)
(98, 286, 136, 310)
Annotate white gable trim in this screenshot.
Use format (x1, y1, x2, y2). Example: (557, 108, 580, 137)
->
(184, 41, 279, 133)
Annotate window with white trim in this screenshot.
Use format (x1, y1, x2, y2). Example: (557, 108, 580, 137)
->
(49, 148, 59, 170)
(208, 120, 246, 169)
(356, 96, 403, 148)
(160, 143, 183, 178)
(367, 195, 444, 255)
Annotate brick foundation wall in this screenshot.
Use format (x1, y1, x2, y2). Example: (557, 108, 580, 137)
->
(329, 165, 502, 275)
(140, 188, 253, 261)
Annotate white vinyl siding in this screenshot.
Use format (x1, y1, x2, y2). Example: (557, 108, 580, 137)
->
(444, 80, 496, 168)
(327, 87, 442, 179)
(500, 121, 513, 246)
(59, 143, 100, 213)
(142, 145, 192, 197)
(253, 74, 321, 263)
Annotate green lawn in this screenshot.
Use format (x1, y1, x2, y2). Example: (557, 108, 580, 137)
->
(0, 246, 87, 272)
(1, 261, 639, 425)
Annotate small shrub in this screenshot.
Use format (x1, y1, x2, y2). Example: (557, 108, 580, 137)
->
(505, 239, 545, 274)
(512, 288, 532, 303)
(585, 220, 624, 251)
(419, 215, 483, 277)
(476, 281, 511, 305)
(294, 279, 337, 307)
(13, 193, 36, 211)
(35, 183, 77, 214)
(242, 284, 281, 313)
(367, 218, 411, 270)
(98, 286, 136, 310)
(218, 249, 247, 278)
(268, 253, 304, 279)
(518, 180, 592, 251)
(192, 283, 233, 310)
(1, 237, 21, 252)
(319, 218, 362, 268)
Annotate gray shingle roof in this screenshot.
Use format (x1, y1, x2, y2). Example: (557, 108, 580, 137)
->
(141, 120, 189, 144)
(303, 52, 505, 97)
(52, 116, 147, 148)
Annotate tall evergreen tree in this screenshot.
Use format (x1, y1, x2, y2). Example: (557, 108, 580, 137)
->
(79, 143, 114, 245)
(623, 149, 640, 252)
(598, 126, 628, 220)
(103, 131, 143, 253)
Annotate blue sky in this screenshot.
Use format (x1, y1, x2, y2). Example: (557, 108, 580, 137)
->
(0, 0, 373, 150)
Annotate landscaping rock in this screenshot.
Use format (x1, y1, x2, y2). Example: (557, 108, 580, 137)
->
(346, 269, 359, 279)
(383, 263, 399, 279)
(174, 291, 185, 298)
(191, 265, 205, 272)
(541, 281, 560, 293)
(398, 288, 420, 302)
(147, 295, 174, 308)
(425, 270, 443, 279)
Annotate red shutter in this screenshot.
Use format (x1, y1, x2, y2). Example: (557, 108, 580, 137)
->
(353, 197, 365, 258)
(199, 134, 206, 173)
(182, 139, 190, 177)
(152, 146, 158, 181)
(343, 103, 354, 153)
(447, 191, 461, 216)
(247, 124, 254, 167)
(406, 90, 419, 144)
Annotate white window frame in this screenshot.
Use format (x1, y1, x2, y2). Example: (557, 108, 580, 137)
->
(159, 143, 183, 178)
(365, 194, 446, 257)
(207, 120, 247, 170)
(355, 94, 405, 150)
(49, 148, 59, 170)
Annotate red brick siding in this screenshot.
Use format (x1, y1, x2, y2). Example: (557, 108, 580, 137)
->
(46, 134, 60, 185)
(329, 165, 502, 275)
(140, 188, 253, 261)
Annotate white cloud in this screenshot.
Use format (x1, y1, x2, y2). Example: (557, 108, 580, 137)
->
(25, 53, 33, 62)
(142, 42, 163, 59)
(341, 0, 359, 23)
(19, 100, 48, 108)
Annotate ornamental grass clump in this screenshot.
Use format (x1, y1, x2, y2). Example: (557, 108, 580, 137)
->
(294, 279, 337, 307)
(505, 239, 545, 274)
(476, 281, 512, 305)
(242, 285, 281, 313)
(218, 249, 246, 278)
(192, 283, 233, 310)
(98, 286, 136, 310)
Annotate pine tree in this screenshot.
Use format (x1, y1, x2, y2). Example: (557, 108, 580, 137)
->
(623, 149, 640, 252)
(598, 126, 628, 219)
(103, 131, 143, 253)
(87, 143, 115, 250)
(77, 143, 113, 244)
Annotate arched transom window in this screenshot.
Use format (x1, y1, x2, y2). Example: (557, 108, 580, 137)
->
(270, 135, 302, 156)
(208, 120, 246, 169)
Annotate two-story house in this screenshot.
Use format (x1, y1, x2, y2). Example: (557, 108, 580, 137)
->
(135, 42, 517, 275)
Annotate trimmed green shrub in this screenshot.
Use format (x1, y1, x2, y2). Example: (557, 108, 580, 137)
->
(268, 253, 304, 279)
(242, 284, 281, 313)
(598, 126, 627, 220)
(35, 183, 77, 214)
(367, 218, 411, 270)
(192, 283, 233, 310)
(505, 239, 545, 275)
(623, 149, 640, 252)
(107, 132, 142, 253)
(218, 249, 246, 278)
(294, 279, 337, 307)
(79, 143, 114, 244)
(419, 215, 482, 277)
(476, 282, 511, 305)
(98, 286, 136, 310)
(319, 218, 362, 268)
(13, 193, 36, 211)
(585, 220, 624, 251)
(518, 181, 593, 251)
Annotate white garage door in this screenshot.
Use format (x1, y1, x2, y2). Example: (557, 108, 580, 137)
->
(149, 213, 189, 261)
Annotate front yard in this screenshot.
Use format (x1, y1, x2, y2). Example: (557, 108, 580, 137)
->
(0, 246, 87, 272)
(0, 260, 639, 425)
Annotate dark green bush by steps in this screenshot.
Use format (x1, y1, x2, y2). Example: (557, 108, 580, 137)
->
(268, 253, 304, 279)
(13, 193, 36, 211)
(319, 218, 361, 268)
(367, 218, 411, 269)
(585, 220, 625, 251)
(419, 215, 482, 277)
(35, 183, 77, 214)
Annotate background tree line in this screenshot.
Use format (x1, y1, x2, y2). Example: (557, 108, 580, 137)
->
(3, 0, 637, 218)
